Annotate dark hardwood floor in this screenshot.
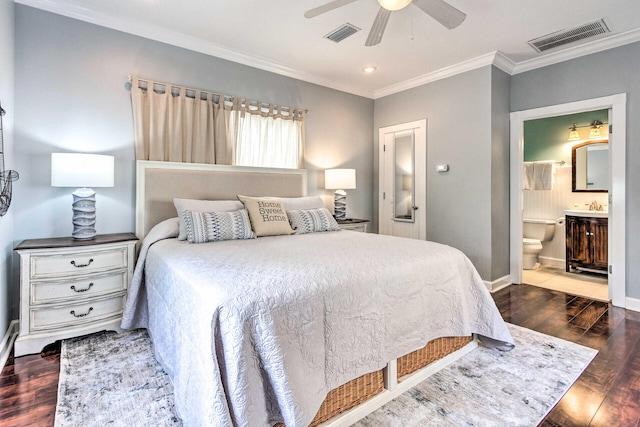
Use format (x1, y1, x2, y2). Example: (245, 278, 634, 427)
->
(1, 284, 640, 426)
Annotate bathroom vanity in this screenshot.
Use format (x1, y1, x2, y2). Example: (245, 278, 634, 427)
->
(565, 210, 608, 273)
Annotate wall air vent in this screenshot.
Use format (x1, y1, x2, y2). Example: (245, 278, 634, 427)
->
(528, 18, 611, 53)
(324, 23, 361, 43)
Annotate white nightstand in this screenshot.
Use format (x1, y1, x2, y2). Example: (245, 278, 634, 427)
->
(14, 233, 137, 356)
(336, 218, 370, 233)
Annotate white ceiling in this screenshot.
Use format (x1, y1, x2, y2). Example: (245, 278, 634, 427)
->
(16, 0, 640, 98)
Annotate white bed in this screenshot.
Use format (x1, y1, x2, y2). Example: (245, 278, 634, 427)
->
(122, 160, 514, 427)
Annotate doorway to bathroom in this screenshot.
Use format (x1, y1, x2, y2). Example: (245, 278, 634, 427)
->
(510, 94, 626, 308)
(521, 110, 609, 301)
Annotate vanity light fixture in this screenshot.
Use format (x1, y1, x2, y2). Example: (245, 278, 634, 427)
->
(589, 120, 603, 138)
(568, 123, 580, 141)
(568, 120, 607, 141)
(363, 66, 377, 73)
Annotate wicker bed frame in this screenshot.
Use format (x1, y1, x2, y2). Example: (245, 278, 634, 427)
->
(286, 336, 474, 427)
(136, 160, 477, 427)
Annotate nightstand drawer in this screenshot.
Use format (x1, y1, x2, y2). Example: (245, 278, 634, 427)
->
(30, 294, 125, 332)
(31, 271, 127, 304)
(29, 247, 128, 279)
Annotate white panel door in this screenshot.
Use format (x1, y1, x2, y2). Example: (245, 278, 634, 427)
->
(379, 119, 427, 240)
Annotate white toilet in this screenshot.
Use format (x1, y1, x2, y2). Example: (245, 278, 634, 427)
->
(522, 218, 557, 270)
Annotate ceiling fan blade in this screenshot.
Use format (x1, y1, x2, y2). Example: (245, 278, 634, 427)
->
(365, 7, 392, 46)
(411, 0, 466, 29)
(304, 0, 360, 18)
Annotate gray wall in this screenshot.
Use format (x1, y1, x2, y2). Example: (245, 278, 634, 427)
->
(511, 41, 640, 299)
(0, 0, 15, 341)
(374, 66, 511, 281)
(490, 68, 511, 280)
(11, 6, 374, 319)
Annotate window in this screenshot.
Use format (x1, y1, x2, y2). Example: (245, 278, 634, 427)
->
(231, 107, 305, 169)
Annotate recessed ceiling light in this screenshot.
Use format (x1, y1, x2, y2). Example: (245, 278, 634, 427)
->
(363, 66, 377, 73)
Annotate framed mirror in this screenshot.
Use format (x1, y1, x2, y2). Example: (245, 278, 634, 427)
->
(572, 139, 608, 192)
(393, 131, 415, 222)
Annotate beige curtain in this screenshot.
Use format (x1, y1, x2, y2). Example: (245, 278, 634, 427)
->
(131, 76, 233, 164)
(131, 76, 306, 168)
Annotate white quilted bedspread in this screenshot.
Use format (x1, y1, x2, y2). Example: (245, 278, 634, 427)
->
(122, 220, 513, 427)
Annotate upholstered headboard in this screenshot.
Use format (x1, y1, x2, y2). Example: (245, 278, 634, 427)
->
(136, 160, 307, 239)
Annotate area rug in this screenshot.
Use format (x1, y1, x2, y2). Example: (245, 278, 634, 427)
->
(55, 324, 597, 427)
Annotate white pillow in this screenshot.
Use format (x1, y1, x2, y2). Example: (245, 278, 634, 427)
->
(174, 198, 244, 240)
(288, 208, 341, 234)
(182, 209, 255, 243)
(282, 196, 325, 211)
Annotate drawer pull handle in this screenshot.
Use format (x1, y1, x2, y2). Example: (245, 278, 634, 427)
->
(70, 259, 94, 268)
(70, 283, 94, 293)
(70, 307, 93, 318)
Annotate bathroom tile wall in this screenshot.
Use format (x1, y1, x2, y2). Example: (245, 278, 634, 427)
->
(523, 166, 608, 267)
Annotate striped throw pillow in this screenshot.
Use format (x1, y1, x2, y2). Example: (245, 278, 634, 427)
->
(183, 209, 256, 243)
(287, 208, 341, 234)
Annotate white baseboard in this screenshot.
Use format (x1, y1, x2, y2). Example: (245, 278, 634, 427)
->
(484, 275, 512, 293)
(538, 256, 565, 268)
(0, 320, 19, 370)
(626, 297, 640, 313)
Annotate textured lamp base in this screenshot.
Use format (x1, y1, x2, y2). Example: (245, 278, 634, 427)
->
(72, 188, 97, 240)
(333, 190, 347, 221)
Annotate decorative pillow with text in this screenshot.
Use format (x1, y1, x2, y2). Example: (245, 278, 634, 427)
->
(237, 195, 294, 237)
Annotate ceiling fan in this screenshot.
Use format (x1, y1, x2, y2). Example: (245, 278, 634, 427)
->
(305, 0, 466, 46)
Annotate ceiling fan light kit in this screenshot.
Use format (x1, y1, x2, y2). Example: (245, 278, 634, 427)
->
(305, 0, 466, 46)
(378, 0, 412, 11)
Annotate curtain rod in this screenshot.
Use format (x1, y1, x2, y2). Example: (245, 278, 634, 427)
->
(127, 76, 308, 114)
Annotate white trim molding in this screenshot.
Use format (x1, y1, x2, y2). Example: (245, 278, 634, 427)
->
(484, 275, 512, 293)
(16, 0, 640, 100)
(15, 0, 374, 98)
(0, 320, 19, 370)
(513, 27, 640, 75)
(373, 51, 514, 99)
(510, 94, 627, 308)
(538, 257, 565, 269)
(626, 297, 640, 313)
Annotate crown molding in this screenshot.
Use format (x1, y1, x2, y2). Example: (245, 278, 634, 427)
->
(373, 51, 513, 99)
(15, 0, 375, 99)
(512, 27, 640, 74)
(15, 0, 640, 100)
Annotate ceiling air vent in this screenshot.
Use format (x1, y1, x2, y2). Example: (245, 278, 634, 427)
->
(528, 18, 611, 53)
(324, 23, 361, 43)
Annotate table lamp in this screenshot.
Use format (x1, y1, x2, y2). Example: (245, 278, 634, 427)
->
(51, 153, 114, 240)
(325, 168, 356, 221)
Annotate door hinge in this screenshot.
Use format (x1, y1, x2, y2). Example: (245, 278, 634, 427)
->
(383, 192, 386, 200)
(383, 144, 386, 152)
(609, 194, 613, 204)
(609, 124, 613, 133)
(609, 265, 612, 274)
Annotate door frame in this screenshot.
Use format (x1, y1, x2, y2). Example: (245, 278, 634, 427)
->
(378, 119, 427, 240)
(509, 93, 626, 307)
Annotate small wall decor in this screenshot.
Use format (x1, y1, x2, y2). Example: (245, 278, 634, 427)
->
(0, 101, 19, 217)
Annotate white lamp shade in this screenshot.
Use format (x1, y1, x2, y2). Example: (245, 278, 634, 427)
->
(51, 153, 115, 188)
(325, 169, 356, 190)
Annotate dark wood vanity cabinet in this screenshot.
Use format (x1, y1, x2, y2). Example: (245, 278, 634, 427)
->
(565, 215, 608, 272)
